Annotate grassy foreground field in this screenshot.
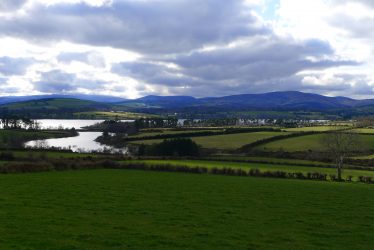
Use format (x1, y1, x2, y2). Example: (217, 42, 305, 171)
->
(0, 170, 373, 249)
(134, 131, 290, 150)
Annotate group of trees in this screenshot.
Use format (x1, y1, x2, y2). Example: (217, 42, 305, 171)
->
(0, 117, 40, 130)
(138, 138, 200, 156)
(134, 118, 178, 129)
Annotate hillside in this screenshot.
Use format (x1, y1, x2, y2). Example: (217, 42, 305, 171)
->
(2, 91, 374, 119)
(115, 91, 374, 118)
(0, 98, 111, 118)
(0, 94, 126, 105)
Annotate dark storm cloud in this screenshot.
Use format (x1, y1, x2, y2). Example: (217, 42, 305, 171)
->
(111, 36, 358, 96)
(33, 69, 108, 93)
(0, 0, 267, 55)
(171, 37, 353, 83)
(34, 70, 76, 93)
(112, 61, 198, 87)
(0, 56, 35, 76)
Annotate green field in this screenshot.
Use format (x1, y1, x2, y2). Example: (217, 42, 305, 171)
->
(127, 159, 374, 180)
(74, 111, 159, 119)
(128, 129, 222, 138)
(134, 131, 289, 150)
(0, 149, 97, 159)
(210, 155, 334, 166)
(257, 133, 374, 152)
(352, 128, 374, 134)
(283, 126, 344, 132)
(0, 170, 373, 249)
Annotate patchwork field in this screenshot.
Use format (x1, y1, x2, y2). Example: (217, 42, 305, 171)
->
(74, 111, 159, 119)
(133, 131, 290, 150)
(127, 159, 374, 180)
(0, 170, 372, 249)
(257, 133, 374, 152)
(283, 126, 343, 132)
(128, 129, 223, 138)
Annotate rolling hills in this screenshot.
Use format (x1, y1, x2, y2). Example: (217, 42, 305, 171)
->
(1, 91, 374, 118)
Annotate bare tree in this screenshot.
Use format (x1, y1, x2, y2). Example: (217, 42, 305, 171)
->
(322, 130, 361, 181)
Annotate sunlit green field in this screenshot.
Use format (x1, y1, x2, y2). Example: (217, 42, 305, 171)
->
(74, 111, 159, 119)
(352, 128, 374, 134)
(0, 169, 373, 249)
(134, 131, 290, 150)
(126, 159, 374, 180)
(257, 133, 374, 152)
(283, 126, 345, 132)
(128, 129, 222, 138)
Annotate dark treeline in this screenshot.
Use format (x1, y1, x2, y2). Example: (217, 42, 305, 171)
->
(138, 138, 200, 157)
(86, 120, 139, 134)
(0, 117, 40, 130)
(135, 118, 178, 129)
(1, 156, 372, 184)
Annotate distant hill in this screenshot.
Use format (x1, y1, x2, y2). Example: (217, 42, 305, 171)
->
(118, 91, 374, 111)
(0, 98, 111, 118)
(0, 94, 126, 105)
(2, 91, 374, 119)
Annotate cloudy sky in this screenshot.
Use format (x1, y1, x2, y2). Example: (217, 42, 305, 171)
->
(0, 0, 373, 99)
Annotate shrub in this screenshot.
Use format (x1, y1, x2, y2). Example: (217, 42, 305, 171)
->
(0, 151, 15, 161)
(147, 138, 200, 157)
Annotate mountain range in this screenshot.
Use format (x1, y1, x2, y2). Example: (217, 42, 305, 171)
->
(1, 91, 374, 118)
(118, 91, 374, 110)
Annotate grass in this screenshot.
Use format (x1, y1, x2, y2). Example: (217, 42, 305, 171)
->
(0, 149, 96, 159)
(134, 131, 290, 150)
(128, 129, 222, 138)
(0, 169, 372, 249)
(74, 111, 159, 119)
(257, 133, 374, 152)
(353, 154, 374, 160)
(283, 126, 345, 132)
(352, 128, 374, 134)
(209, 155, 334, 166)
(126, 159, 374, 180)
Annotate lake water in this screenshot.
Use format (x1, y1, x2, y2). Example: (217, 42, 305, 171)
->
(25, 119, 133, 153)
(35, 119, 133, 130)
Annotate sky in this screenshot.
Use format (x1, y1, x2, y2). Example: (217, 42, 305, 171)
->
(0, 0, 374, 99)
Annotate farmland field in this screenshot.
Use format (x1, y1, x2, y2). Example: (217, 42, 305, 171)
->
(352, 128, 374, 134)
(0, 169, 373, 249)
(257, 133, 374, 152)
(73, 111, 159, 119)
(127, 159, 374, 180)
(283, 126, 343, 132)
(128, 129, 223, 138)
(133, 131, 290, 150)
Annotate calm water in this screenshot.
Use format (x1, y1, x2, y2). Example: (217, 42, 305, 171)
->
(35, 119, 134, 130)
(25, 119, 133, 153)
